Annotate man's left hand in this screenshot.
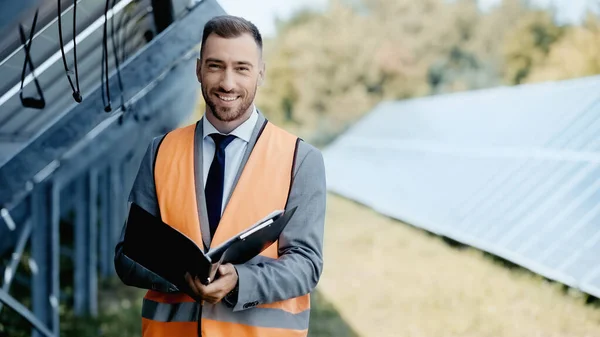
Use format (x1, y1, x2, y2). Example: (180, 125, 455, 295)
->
(185, 263, 238, 304)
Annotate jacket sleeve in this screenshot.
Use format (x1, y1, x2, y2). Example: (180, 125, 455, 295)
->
(113, 136, 178, 293)
(232, 142, 326, 311)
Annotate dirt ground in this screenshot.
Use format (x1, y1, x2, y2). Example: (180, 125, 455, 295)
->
(309, 193, 600, 337)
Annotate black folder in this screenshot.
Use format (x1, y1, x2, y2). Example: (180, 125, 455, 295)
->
(122, 202, 297, 294)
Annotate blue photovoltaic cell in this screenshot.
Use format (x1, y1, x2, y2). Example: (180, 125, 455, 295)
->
(323, 75, 600, 298)
(542, 207, 600, 269)
(520, 170, 600, 257)
(500, 164, 596, 252)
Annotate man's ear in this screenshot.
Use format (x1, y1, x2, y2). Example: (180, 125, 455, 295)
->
(196, 57, 202, 83)
(258, 61, 266, 86)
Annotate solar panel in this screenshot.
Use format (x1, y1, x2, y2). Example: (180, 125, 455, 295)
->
(323, 75, 600, 297)
(0, 0, 153, 166)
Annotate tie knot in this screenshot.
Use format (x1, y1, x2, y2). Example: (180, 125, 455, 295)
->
(210, 133, 236, 151)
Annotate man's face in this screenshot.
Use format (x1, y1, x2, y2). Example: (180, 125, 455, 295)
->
(197, 33, 264, 122)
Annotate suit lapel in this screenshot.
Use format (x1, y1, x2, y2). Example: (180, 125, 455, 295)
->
(194, 110, 268, 250)
(193, 121, 212, 251)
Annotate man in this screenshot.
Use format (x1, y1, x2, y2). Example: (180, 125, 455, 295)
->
(114, 15, 326, 337)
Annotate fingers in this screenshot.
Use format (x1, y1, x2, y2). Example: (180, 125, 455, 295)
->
(204, 278, 220, 296)
(185, 268, 235, 304)
(217, 264, 228, 277)
(186, 272, 210, 301)
(185, 276, 219, 304)
(185, 273, 216, 303)
(202, 278, 232, 304)
(185, 272, 200, 297)
(201, 287, 221, 304)
(218, 263, 234, 276)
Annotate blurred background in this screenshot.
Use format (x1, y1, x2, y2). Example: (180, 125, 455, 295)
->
(1, 0, 600, 336)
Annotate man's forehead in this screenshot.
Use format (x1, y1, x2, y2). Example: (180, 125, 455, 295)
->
(202, 33, 260, 62)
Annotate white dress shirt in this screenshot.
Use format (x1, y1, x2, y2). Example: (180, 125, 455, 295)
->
(202, 106, 258, 214)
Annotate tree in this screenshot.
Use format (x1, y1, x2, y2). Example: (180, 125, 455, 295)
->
(502, 9, 565, 84)
(525, 13, 600, 83)
(255, 0, 572, 146)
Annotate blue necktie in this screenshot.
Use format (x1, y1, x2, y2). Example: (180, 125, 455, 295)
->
(205, 133, 236, 239)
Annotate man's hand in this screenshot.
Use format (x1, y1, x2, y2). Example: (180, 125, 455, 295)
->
(185, 264, 238, 304)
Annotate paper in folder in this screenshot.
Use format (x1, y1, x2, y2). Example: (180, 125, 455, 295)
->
(122, 202, 297, 292)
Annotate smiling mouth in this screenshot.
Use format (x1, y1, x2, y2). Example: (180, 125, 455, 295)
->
(216, 94, 239, 102)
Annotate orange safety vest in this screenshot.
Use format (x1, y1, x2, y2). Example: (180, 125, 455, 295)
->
(141, 120, 310, 337)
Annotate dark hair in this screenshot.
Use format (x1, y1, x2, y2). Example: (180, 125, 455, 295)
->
(200, 15, 262, 58)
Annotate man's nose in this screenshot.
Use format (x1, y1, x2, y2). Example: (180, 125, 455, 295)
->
(220, 70, 235, 92)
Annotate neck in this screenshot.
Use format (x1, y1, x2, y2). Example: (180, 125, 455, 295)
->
(206, 105, 254, 134)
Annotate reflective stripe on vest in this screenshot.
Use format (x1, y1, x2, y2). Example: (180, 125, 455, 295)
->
(143, 120, 310, 337)
(142, 298, 310, 330)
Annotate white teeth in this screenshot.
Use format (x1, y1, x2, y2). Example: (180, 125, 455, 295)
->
(218, 95, 237, 101)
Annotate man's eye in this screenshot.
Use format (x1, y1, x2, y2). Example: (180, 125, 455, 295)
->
(238, 67, 249, 71)
(208, 64, 220, 69)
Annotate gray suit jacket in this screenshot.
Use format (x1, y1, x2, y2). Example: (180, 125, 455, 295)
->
(114, 110, 326, 312)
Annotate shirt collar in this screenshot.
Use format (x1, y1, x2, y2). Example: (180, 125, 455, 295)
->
(203, 106, 258, 143)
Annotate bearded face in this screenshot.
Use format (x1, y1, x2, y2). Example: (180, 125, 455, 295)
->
(200, 75, 257, 123)
(197, 33, 264, 123)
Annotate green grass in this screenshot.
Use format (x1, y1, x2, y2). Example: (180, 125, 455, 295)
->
(4, 193, 600, 337)
(60, 278, 145, 337)
(318, 193, 600, 337)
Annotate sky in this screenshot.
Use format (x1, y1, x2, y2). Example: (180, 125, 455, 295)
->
(215, 0, 328, 38)
(216, 0, 596, 38)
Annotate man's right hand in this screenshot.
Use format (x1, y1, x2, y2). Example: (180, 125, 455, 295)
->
(184, 264, 238, 304)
